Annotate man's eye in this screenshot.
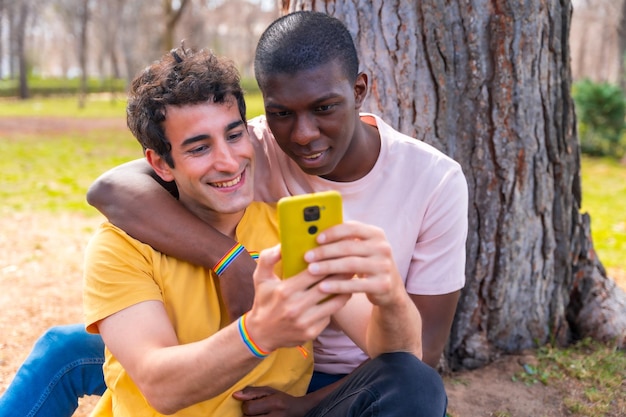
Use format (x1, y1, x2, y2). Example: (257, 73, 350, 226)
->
(189, 145, 208, 154)
(268, 110, 291, 118)
(314, 104, 336, 113)
(228, 132, 244, 141)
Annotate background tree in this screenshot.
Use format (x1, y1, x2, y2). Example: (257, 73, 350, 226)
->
(15, 0, 35, 99)
(162, 0, 191, 52)
(282, 0, 626, 369)
(570, 0, 624, 86)
(54, 0, 92, 107)
(619, 0, 626, 92)
(77, 0, 90, 108)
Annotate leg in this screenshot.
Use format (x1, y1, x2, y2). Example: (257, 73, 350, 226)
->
(307, 371, 347, 393)
(0, 324, 105, 417)
(305, 352, 447, 417)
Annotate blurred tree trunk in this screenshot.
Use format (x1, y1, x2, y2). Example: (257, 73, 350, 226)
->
(162, 0, 191, 52)
(4, 0, 17, 79)
(77, 0, 90, 108)
(16, 0, 29, 99)
(283, 1, 626, 369)
(619, 0, 626, 92)
(570, 0, 622, 84)
(0, 0, 5, 80)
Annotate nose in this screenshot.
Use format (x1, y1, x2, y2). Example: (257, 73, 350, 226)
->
(291, 114, 319, 146)
(213, 139, 239, 172)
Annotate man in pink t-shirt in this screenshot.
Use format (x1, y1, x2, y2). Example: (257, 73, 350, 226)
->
(249, 112, 467, 377)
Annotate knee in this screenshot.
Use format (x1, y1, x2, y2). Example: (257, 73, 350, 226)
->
(376, 352, 446, 399)
(379, 352, 441, 380)
(34, 324, 102, 358)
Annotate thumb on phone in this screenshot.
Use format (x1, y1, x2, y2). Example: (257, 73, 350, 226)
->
(253, 244, 282, 286)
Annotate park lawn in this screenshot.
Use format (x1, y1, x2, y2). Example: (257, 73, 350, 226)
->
(0, 124, 139, 215)
(579, 155, 626, 270)
(0, 90, 265, 119)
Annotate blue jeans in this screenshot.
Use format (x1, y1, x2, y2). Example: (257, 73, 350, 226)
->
(0, 324, 106, 417)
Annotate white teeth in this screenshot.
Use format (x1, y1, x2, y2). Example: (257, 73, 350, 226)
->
(303, 152, 323, 160)
(212, 175, 241, 188)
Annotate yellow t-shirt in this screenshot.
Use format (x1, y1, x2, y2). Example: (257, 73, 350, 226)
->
(83, 202, 312, 416)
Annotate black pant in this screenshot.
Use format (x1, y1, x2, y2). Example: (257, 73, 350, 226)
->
(305, 352, 447, 417)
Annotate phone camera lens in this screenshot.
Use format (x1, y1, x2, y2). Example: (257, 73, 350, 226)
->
(308, 225, 318, 235)
(303, 206, 321, 222)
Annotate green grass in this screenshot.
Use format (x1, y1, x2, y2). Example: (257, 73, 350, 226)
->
(0, 126, 140, 216)
(513, 338, 626, 416)
(580, 155, 626, 270)
(0, 95, 128, 118)
(0, 91, 265, 119)
(0, 76, 127, 98)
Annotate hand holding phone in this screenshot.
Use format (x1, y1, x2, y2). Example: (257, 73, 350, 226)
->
(277, 191, 343, 279)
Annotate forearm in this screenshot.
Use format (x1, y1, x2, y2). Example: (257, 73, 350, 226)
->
(366, 292, 422, 359)
(411, 291, 460, 368)
(137, 321, 262, 414)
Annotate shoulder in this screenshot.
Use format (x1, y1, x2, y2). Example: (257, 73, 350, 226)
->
(85, 222, 158, 262)
(366, 114, 464, 179)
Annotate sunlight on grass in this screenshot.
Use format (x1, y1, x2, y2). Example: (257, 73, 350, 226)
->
(0, 92, 265, 119)
(580, 155, 626, 270)
(0, 128, 140, 215)
(0, 95, 128, 118)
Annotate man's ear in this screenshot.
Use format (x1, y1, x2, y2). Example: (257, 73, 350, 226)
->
(145, 149, 175, 182)
(354, 72, 368, 109)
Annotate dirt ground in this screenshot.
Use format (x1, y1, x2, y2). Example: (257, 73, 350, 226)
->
(1, 116, 625, 416)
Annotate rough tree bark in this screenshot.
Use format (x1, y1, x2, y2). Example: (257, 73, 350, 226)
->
(282, 1, 626, 370)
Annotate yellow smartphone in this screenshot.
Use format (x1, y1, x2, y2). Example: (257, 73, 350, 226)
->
(277, 190, 343, 279)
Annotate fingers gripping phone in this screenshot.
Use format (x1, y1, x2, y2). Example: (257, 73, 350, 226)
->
(277, 191, 343, 279)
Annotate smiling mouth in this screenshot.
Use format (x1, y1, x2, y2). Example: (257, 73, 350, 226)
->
(211, 174, 242, 188)
(301, 151, 324, 160)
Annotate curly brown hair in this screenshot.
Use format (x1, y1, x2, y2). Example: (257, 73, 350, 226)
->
(127, 44, 246, 167)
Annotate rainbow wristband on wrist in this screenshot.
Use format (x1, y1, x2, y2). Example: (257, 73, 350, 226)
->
(238, 314, 271, 358)
(213, 243, 245, 276)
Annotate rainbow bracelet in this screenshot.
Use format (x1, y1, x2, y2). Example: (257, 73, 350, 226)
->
(213, 243, 246, 276)
(238, 314, 270, 358)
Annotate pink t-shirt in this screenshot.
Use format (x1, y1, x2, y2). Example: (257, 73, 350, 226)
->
(249, 113, 468, 374)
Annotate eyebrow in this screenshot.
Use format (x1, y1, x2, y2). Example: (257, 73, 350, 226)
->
(180, 120, 245, 147)
(265, 93, 342, 109)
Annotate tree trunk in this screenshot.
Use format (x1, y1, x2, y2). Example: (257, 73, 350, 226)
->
(283, 1, 626, 369)
(0, 0, 5, 80)
(77, 0, 90, 109)
(619, 0, 626, 92)
(162, 0, 191, 52)
(16, 0, 29, 99)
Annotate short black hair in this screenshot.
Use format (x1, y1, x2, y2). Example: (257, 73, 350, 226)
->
(254, 11, 359, 88)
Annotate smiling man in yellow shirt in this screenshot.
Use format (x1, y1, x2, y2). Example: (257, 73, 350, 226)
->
(83, 46, 341, 416)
